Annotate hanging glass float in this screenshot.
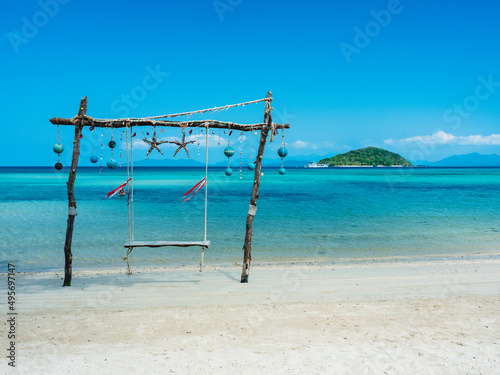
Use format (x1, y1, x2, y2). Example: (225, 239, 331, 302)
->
(53, 142, 64, 170)
(277, 146, 288, 158)
(90, 128, 98, 165)
(224, 132, 234, 176)
(247, 162, 256, 170)
(278, 132, 288, 175)
(53, 143, 64, 154)
(224, 145, 235, 176)
(53, 124, 64, 170)
(108, 130, 117, 168)
(107, 159, 118, 169)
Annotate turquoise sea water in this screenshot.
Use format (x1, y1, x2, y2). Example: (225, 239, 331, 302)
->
(1, 167, 500, 272)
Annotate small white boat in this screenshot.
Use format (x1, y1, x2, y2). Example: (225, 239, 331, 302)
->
(306, 161, 329, 168)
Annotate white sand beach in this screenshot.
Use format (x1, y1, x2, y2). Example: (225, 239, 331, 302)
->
(5, 257, 500, 374)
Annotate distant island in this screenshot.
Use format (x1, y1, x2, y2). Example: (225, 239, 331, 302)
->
(320, 147, 412, 167)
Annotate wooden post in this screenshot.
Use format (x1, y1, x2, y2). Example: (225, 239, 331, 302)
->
(241, 91, 273, 283)
(62, 97, 86, 287)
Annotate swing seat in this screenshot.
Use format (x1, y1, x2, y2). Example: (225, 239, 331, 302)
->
(124, 240, 210, 248)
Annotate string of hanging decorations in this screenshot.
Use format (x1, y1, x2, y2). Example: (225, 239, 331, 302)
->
(53, 118, 289, 175)
(278, 130, 288, 175)
(52, 124, 64, 170)
(51, 95, 289, 175)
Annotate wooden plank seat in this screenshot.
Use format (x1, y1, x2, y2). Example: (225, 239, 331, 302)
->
(124, 241, 210, 248)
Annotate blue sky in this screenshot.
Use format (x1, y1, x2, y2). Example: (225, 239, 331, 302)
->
(2, 0, 500, 166)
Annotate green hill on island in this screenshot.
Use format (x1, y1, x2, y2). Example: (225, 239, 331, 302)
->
(320, 147, 412, 166)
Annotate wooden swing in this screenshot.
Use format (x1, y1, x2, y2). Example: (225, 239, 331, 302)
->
(122, 121, 211, 274)
(50, 92, 289, 286)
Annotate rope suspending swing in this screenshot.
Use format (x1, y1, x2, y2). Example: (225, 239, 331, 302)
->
(123, 122, 210, 274)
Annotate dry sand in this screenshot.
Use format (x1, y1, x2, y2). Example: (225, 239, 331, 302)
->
(3, 257, 500, 374)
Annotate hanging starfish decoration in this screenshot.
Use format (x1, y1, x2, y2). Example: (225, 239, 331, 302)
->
(142, 128, 170, 157)
(168, 128, 196, 158)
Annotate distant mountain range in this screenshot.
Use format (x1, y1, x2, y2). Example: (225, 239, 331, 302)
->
(413, 153, 500, 167)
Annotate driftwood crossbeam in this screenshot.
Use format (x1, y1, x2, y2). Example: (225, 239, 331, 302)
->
(50, 118, 282, 132)
(51, 91, 289, 286)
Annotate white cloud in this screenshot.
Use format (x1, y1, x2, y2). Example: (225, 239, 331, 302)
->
(384, 138, 394, 145)
(386, 131, 500, 146)
(290, 140, 308, 148)
(132, 138, 148, 149)
(456, 134, 500, 145)
(401, 131, 455, 145)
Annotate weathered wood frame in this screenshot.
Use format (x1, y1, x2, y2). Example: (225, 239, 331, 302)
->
(51, 91, 289, 286)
